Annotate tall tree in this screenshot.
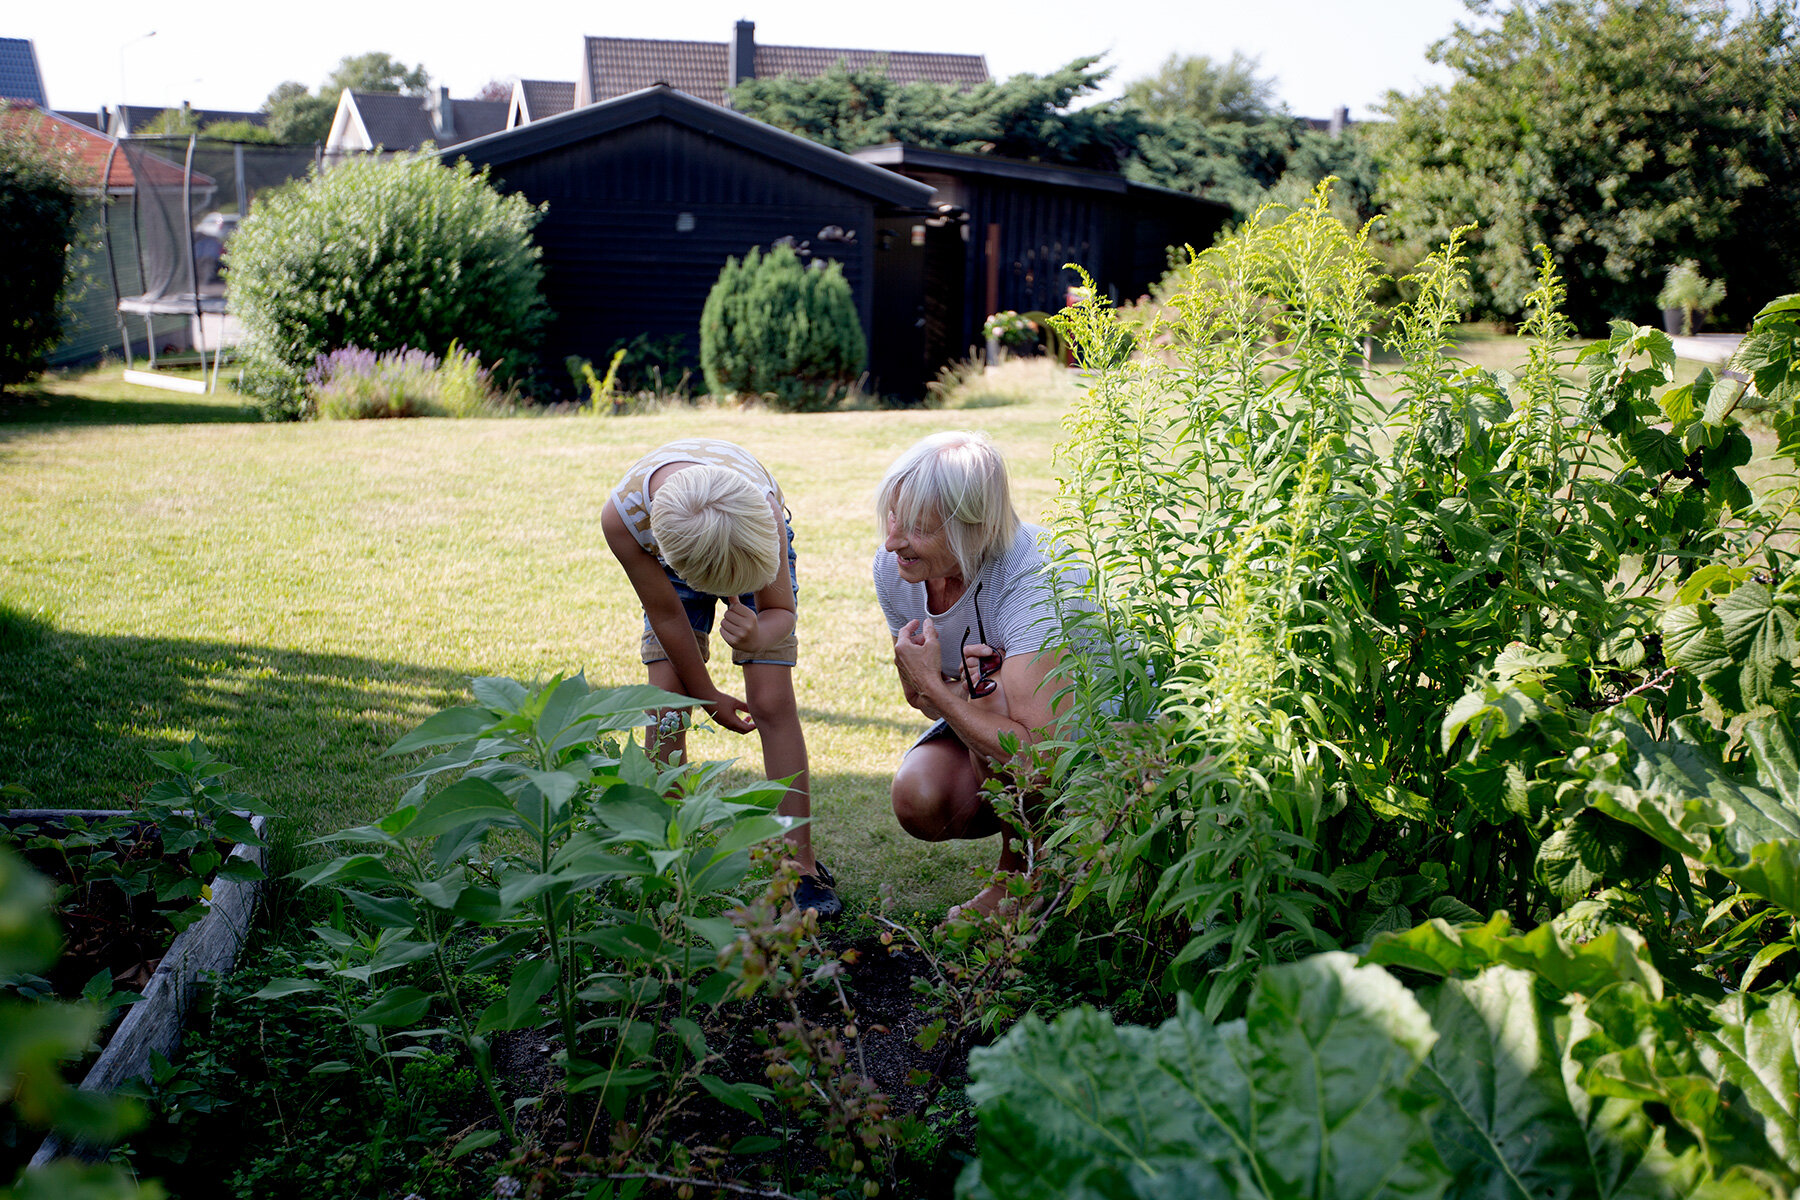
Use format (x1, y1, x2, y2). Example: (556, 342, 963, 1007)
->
(1122, 52, 1282, 125)
(260, 53, 435, 146)
(325, 52, 431, 97)
(731, 58, 1145, 171)
(1376, 0, 1800, 332)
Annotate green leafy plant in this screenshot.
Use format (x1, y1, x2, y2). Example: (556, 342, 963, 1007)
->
(700, 244, 866, 412)
(226, 152, 549, 419)
(286, 673, 799, 1170)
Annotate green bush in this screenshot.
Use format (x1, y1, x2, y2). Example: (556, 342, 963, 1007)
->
(0, 116, 83, 392)
(699, 244, 865, 412)
(226, 152, 549, 420)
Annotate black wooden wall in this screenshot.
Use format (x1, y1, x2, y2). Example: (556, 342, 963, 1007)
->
(483, 119, 882, 391)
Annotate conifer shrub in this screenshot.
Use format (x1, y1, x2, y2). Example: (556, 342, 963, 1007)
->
(227, 152, 549, 420)
(699, 244, 865, 412)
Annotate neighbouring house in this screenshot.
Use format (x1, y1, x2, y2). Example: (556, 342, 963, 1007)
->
(108, 102, 267, 137)
(446, 83, 936, 396)
(506, 79, 576, 129)
(324, 87, 508, 158)
(0, 36, 48, 105)
(852, 145, 1231, 367)
(570, 19, 989, 110)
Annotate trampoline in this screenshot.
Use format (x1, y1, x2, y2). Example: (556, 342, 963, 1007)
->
(101, 135, 317, 392)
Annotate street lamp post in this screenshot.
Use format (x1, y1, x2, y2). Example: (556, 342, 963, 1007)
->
(118, 30, 157, 123)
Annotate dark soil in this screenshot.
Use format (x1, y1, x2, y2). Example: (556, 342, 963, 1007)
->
(10, 823, 184, 996)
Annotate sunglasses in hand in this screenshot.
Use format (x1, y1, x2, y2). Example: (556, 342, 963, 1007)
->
(959, 582, 1003, 699)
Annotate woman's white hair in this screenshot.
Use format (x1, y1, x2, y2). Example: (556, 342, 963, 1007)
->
(650, 465, 781, 597)
(876, 430, 1020, 582)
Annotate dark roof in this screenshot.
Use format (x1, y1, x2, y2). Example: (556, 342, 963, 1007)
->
(582, 34, 987, 106)
(0, 37, 46, 106)
(349, 91, 434, 148)
(344, 92, 506, 150)
(519, 79, 575, 121)
(852, 143, 1234, 212)
(448, 83, 935, 209)
(56, 109, 104, 130)
(113, 103, 268, 133)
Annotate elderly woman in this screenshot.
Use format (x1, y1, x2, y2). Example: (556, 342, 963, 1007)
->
(873, 430, 1078, 918)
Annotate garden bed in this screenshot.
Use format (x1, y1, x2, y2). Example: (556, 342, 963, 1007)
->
(2, 808, 270, 1166)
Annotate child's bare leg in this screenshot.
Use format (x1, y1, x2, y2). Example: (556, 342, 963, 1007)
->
(743, 663, 814, 874)
(645, 659, 689, 767)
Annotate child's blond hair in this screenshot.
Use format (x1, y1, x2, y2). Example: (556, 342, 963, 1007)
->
(650, 465, 781, 597)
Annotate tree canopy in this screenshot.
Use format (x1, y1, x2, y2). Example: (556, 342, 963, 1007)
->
(1375, 0, 1800, 332)
(260, 52, 434, 146)
(1122, 52, 1282, 126)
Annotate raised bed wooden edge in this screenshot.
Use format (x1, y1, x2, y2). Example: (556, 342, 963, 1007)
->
(5, 808, 271, 1166)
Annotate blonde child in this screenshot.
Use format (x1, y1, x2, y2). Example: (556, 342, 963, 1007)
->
(601, 438, 839, 918)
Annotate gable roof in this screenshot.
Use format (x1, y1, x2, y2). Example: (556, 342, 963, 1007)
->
(336, 90, 509, 151)
(0, 101, 209, 191)
(511, 78, 576, 126)
(449, 83, 935, 209)
(0, 37, 46, 106)
(581, 34, 988, 107)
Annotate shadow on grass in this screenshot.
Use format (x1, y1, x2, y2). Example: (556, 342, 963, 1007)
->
(0, 382, 257, 427)
(0, 606, 470, 870)
(797, 706, 924, 734)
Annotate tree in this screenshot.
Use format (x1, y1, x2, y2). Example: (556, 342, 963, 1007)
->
(1375, 0, 1800, 332)
(732, 58, 1146, 171)
(0, 114, 83, 391)
(474, 79, 513, 102)
(324, 52, 430, 97)
(140, 106, 201, 136)
(1121, 52, 1282, 125)
(700, 244, 865, 411)
(226, 152, 548, 419)
(200, 119, 279, 144)
(259, 52, 434, 146)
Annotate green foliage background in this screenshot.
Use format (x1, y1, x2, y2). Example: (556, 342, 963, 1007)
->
(225, 152, 549, 420)
(1376, 0, 1800, 332)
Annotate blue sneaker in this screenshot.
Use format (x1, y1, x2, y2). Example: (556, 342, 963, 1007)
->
(794, 861, 844, 922)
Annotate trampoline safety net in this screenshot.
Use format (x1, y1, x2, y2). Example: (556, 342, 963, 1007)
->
(104, 136, 317, 384)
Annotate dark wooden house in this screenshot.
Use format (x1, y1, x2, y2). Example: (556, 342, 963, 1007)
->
(854, 145, 1233, 375)
(446, 84, 935, 396)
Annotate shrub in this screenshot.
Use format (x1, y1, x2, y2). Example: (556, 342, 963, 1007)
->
(305, 342, 501, 419)
(1657, 258, 1727, 335)
(699, 244, 865, 412)
(226, 152, 549, 420)
(0, 114, 83, 392)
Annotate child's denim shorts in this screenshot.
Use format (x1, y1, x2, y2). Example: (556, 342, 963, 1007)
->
(640, 514, 799, 667)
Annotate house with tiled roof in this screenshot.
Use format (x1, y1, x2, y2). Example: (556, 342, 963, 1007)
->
(0, 36, 47, 106)
(507, 79, 576, 129)
(571, 19, 988, 110)
(325, 86, 508, 156)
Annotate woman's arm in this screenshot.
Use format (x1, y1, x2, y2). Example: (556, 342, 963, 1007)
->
(893, 618, 1065, 765)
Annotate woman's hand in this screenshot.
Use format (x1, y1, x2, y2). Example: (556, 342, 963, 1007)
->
(893, 618, 950, 703)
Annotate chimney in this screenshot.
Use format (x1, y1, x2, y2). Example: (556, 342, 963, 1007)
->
(429, 85, 454, 140)
(728, 19, 756, 91)
(1329, 105, 1350, 138)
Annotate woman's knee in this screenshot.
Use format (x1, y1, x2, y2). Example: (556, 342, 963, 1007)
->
(891, 776, 954, 842)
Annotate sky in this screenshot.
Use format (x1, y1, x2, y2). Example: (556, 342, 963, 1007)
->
(15, 0, 1470, 123)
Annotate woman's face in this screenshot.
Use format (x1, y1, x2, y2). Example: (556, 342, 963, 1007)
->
(885, 509, 959, 583)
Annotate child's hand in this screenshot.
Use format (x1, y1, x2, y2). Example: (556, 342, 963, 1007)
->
(706, 688, 756, 735)
(719, 596, 761, 653)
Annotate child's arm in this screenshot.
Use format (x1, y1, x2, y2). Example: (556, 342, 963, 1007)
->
(602, 500, 755, 734)
(718, 496, 797, 655)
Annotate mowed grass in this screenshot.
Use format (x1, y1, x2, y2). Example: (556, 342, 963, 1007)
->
(0, 361, 1073, 917)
